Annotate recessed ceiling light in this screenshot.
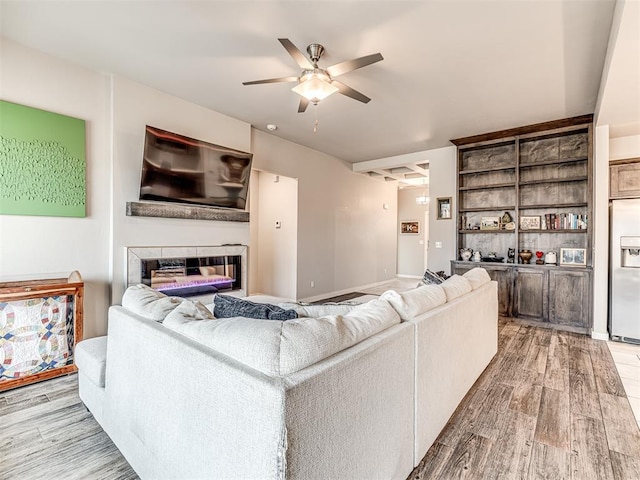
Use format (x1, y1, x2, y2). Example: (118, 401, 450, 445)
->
(266, 124, 277, 131)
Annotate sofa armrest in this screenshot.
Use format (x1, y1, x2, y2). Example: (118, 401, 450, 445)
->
(103, 306, 286, 480)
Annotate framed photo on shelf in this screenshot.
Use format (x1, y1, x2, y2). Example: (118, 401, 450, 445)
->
(560, 248, 586, 266)
(520, 215, 541, 230)
(437, 197, 452, 220)
(480, 216, 500, 230)
(400, 220, 420, 234)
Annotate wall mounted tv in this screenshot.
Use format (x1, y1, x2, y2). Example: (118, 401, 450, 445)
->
(139, 126, 253, 210)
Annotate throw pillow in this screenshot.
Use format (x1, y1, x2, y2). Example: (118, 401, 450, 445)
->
(440, 275, 473, 302)
(462, 267, 491, 290)
(121, 284, 184, 322)
(213, 294, 298, 321)
(418, 269, 447, 286)
(380, 284, 446, 320)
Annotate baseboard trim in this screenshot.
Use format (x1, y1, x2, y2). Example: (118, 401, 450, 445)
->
(299, 278, 398, 303)
(591, 331, 610, 341)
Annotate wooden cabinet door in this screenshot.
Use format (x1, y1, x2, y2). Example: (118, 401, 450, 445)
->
(451, 262, 513, 316)
(514, 268, 547, 321)
(486, 265, 513, 317)
(610, 160, 640, 199)
(548, 269, 591, 328)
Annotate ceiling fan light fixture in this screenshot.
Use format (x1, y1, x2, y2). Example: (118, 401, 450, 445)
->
(292, 71, 338, 104)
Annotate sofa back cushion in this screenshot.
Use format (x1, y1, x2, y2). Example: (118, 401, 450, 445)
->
(462, 267, 491, 290)
(163, 298, 401, 376)
(277, 302, 358, 318)
(440, 275, 473, 302)
(122, 284, 184, 321)
(380, 285, 446, 320)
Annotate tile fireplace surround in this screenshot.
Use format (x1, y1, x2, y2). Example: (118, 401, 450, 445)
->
(126, 245, 248, 300)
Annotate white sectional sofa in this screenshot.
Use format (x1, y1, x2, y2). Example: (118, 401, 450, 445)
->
(76, 268, 498, 480)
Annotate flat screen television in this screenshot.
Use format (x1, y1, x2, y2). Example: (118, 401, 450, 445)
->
(139, 125, 253, 210)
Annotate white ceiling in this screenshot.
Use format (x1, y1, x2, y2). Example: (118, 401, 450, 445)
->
(0, 0, 618, 163)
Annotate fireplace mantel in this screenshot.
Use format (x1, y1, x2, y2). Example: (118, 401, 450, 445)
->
(126, 201, 249, 222)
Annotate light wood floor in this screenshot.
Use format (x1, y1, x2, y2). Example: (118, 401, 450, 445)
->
(1, 318, 639, 480)
(410, 318, 640, 479)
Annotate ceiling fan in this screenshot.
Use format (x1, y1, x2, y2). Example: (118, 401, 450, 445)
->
(243, 38, 383, 113)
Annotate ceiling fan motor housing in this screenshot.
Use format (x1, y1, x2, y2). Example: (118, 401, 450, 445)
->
(306, 43, 325, 64)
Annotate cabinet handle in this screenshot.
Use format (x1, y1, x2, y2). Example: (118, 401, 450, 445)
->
(24, 287, 32, 292)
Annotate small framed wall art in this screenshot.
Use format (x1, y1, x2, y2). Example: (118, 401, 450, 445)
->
(437, 197, 452, 220)
(400, 220, 420, 234)
(480, 216, 500, 230)
(560, 248, 587, 266)
(520, 215, 541, 230)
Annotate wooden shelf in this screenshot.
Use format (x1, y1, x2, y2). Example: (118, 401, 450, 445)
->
(454, 116, 593, 333)
(459, 182, 514, 191)
(459, 205, 515, 213)
(459, 165, 516, 175)
(519, 229, 588, 234)
(519, 156, 588, 168)
(519, 176, 587, 186)
(519, 202, 587, 210)
(459, 229, 515, 234)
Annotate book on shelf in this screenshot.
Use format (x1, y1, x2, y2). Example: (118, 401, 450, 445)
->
(542, 213, 587, 230)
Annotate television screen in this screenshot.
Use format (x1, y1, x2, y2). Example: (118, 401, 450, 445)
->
(139, 126, 253, 210)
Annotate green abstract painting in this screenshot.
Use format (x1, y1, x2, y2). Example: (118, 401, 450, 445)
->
(0, 100, 86, 217)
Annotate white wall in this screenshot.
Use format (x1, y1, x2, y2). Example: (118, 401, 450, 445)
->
(397, 187, 429, 276)
(426, 146, 457, 274)
(110, 76, 252, 303)
(0, 39, 111, 338)
(251, 129, 398, 300)
(610, 135, 640, 160)
(593, 0, 640, 339)
(253, 170, 298, 299)
(592, 125, 610, 339)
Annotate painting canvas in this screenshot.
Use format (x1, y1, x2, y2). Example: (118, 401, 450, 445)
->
(0, 100, 86, 217)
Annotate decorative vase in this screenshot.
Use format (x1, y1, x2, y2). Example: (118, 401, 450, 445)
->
(535, 251, 544, 265)
(518, 250, 533, 264)
(460, 248, 473, 261)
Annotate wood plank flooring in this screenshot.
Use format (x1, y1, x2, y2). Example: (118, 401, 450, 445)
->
(1, 318, 638, 479)
(0, 374, 138, 480)
(410, 318, 640, 480)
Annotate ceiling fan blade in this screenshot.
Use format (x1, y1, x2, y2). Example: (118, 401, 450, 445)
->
(242, 76, 299, 86)
(332, 80, 371, 104)
(326, 53, 384, 77)
(278, 38, 314, 70)
(298, 97, 309, 113)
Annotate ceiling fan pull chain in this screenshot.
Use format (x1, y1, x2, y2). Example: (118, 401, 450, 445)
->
(314, 105, 319, 133)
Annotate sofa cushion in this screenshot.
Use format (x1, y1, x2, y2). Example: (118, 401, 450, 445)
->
(163, 298, 401, 376)
(277, 302, 359, 318)
(121, 284, 184, 321)
(380, 285, 446, 320)
(213, 294, 298, 321)
(75, 336, 107, 387)
(167, 299, 216, 322)
(462, 267, 492, 290)
(440, 275, 473, 301)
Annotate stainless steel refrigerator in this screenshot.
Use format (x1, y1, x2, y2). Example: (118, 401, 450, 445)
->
(610, 198, 640, 343)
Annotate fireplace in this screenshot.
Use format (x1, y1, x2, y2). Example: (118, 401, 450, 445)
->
(127, 245, 247, 299)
